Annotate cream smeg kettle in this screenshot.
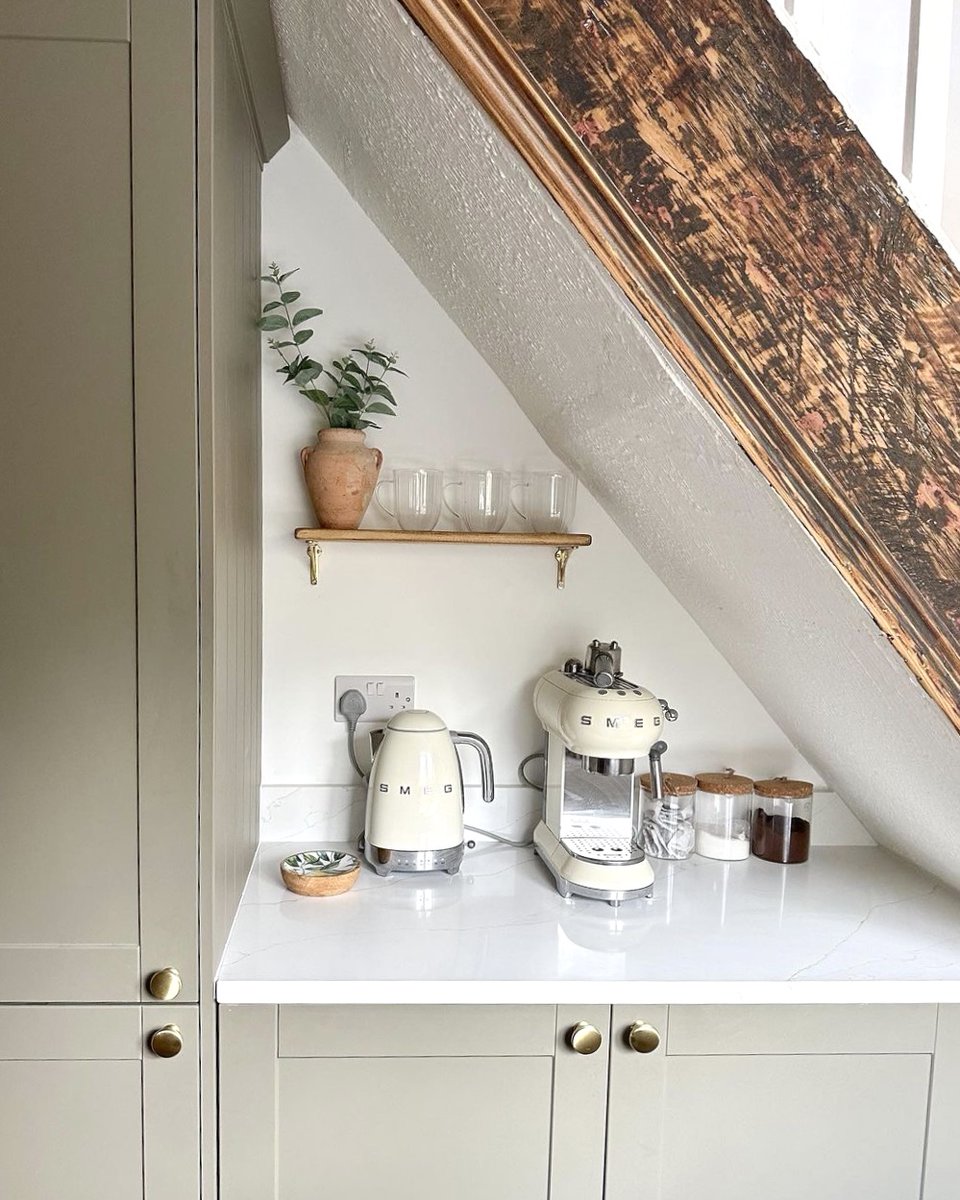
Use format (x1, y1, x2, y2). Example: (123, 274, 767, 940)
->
(363, 709, 494, 877)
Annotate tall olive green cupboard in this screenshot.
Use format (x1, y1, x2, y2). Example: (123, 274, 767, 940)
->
(0, 2, 285, 1195)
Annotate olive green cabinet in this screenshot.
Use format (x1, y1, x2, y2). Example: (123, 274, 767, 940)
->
(0, 1006, 199, 1200)
(219, 1005, 610, 1200)
(0, 1, 197, 1007)
(0, 0, 283, 1197)
(220, 1003, 960, 1200)
(605, 1005, 936, 1200)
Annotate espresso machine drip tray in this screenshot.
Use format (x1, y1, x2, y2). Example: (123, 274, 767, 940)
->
(562, 835, 646, 865)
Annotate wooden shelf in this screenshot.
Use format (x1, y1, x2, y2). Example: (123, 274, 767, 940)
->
(293, 528, 592, 588)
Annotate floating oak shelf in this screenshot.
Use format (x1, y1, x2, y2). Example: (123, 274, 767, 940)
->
(294, 528, 592, 589)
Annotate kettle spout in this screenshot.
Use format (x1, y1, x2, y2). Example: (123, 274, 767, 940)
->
(451, 732, 495, 803)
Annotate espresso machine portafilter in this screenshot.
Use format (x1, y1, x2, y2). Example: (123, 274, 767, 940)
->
(532, 639, 678, 905)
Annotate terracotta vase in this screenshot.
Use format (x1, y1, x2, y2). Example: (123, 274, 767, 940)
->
(300, 428, 383, 530)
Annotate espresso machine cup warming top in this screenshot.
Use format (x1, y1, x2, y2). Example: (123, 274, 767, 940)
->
(532, 639, 678, 905)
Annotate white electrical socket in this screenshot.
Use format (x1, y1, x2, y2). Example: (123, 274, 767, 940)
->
(334, 675, 416, 723)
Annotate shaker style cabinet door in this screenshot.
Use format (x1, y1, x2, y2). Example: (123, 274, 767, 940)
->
(0, 31, 139, 1002)
(0, 1006, 199, 1200)
(0, 2, 199, 1003)
(219, 1005, 610, 1200)
(604, 1005, 936, 1200)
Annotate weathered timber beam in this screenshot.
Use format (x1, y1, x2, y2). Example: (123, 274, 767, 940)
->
(397, 0, 960, 735)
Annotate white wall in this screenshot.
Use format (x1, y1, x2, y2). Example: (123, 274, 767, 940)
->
(260, 128, 833, 830)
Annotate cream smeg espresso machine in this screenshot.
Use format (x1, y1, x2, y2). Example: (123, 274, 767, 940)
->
(533, 639, 678, 905)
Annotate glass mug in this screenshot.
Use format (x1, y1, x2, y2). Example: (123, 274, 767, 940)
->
(511, 471, 578, 533)
(443, 469, 510, 533)
(374, 468, 443, 531)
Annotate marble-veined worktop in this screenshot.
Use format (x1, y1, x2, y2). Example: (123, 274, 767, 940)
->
(216, 840, 960, 1004)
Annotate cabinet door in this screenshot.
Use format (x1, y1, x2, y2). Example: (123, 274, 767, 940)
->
(0, 1006, 199, 1199)
(0, 3, 198, 1003)
(605, 1005, 935, 1200)
(220, 1004, 610, 1200)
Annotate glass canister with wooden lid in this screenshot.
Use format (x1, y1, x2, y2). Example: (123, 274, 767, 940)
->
(751, 777, 813, 864)
(639, 772, 696, 860)
(694, 772, 754, 860)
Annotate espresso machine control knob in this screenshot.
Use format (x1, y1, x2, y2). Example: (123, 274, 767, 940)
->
(563, 658, 583, 676)
(659, 698, 678, 722)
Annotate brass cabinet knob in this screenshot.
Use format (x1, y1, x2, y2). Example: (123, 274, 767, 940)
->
(626, 1021, 661, 1054)
(147, 966, 182, 1001)
(149, 1024, 183, 1058)
(567, 1021, 603, 1055)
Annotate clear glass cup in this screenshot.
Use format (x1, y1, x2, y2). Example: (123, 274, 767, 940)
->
(511, 470, 578, 533)
(443, 469, 510, 533)
(374, 468, 443, 531)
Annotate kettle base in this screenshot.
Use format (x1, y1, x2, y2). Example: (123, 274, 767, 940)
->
(362, 839, 464, 877)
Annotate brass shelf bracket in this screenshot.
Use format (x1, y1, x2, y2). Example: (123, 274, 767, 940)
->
(555, 546, 574, 589)
(306, 539, 322, 586)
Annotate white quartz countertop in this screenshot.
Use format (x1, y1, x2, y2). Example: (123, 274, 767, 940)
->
(216, 841, 960, 1004)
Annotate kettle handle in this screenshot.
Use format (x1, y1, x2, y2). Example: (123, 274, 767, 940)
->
(450, 732, 495, 804)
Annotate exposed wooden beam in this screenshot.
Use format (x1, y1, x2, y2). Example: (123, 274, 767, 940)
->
(398, 0, 960, 734)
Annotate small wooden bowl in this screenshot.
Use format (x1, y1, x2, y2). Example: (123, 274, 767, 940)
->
(280, 850, 361, 897)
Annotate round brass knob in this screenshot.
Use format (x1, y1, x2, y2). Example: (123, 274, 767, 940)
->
(149, 1024, 183, 1058)
(567, 1021, 603, 1055)
(147, 967, 182, 1001)
(626, 1021, 661, 1054)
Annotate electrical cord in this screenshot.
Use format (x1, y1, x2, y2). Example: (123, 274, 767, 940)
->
(338, 688, 368, 781)
(518, 751, 545, 791)
(464, 824, 533, 849)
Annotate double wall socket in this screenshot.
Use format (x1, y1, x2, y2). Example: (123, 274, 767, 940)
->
(334, 675, 416, 723)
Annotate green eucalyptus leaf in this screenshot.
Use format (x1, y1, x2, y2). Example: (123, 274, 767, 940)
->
(363, 401, 394, 415)
(292, 307, 323, 326)
(262, 300, 284, 312)
(280, 290, 301, 303)
(295, 365, 322, 385)
(386, 365, 407, 376)
(279, 269, 299, 282)
(293, 329, 313, 344)
(257, 315, 289, 331)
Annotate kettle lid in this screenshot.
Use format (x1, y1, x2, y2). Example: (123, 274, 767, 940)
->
(386, 709, 448, 733)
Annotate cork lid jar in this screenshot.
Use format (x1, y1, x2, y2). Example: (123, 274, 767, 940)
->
(695, 772, 753, 795)
(639, 772, 697, 796)
(751, 778, 813, 865)
(694, 771, 754, 861)
(754, 777, 814, 800)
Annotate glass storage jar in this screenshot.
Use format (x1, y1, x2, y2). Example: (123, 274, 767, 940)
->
(639, 772, 696, 860)
(694, 772, 754, 860)
(751, 777, 813, 864)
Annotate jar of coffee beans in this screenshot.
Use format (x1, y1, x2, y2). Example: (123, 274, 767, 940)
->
(751, 778, 813, 864)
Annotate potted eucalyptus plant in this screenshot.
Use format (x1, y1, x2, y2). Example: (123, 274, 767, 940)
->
(258, 262, 404, 529)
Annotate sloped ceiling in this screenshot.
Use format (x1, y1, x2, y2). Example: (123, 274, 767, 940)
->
(269, 0, 960, 888)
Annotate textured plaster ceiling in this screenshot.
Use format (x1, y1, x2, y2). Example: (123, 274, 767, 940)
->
(269, 0, 960, 888)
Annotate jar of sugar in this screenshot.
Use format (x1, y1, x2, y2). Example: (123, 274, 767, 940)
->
(694, 772, 754, 861)
(639, 772, 696, 860)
